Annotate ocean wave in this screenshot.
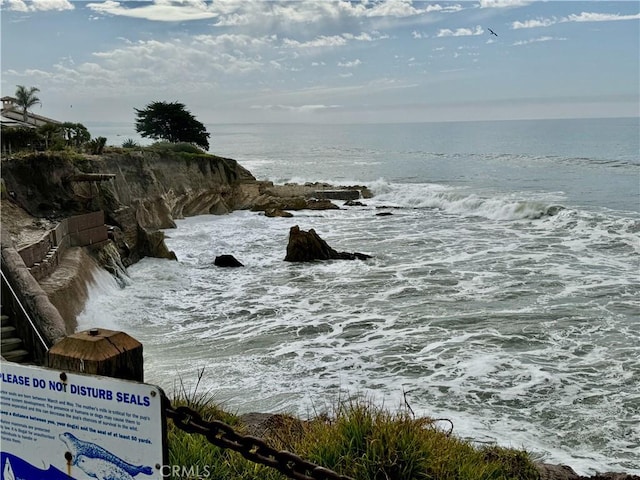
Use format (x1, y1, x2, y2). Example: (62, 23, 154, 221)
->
(369, 182, 565, 221)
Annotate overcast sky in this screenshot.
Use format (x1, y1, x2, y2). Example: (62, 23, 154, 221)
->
(1, 0, 639, 125)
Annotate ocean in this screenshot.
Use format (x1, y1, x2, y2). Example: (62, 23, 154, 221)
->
(78, 117, 640, 475)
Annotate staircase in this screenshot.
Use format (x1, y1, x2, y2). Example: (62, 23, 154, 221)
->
(1, 313, 31, 363)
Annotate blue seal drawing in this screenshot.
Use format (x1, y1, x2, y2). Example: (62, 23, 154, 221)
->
(59, 432, 153, 478)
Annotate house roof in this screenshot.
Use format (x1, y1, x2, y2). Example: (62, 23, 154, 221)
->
(0, 106, 62, 127)
(0, 114, 36, 128)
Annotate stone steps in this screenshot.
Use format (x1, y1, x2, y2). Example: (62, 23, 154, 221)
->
(1, 325, 17, 336)
(2, 348, 30, 363)
(1, 336, 23, 353)
(0, 311, 32, 363)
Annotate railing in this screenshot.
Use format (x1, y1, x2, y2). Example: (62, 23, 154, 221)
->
(1, 269, 50, 364)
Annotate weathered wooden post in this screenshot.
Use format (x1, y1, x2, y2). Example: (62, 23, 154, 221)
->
(47, 328, 144, 382)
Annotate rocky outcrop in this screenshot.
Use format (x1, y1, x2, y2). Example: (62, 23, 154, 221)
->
(536, 463, 640, 480)
(214, 254, 244, 268)
(265, 208, 294, 218)
(252, 196, 339, 213)
(249, 182, 369, 215)
(284, 225, 372, 262)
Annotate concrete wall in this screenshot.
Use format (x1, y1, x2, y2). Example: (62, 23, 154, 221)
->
(1, 229, 67, 351)
(18, 211, 108, 281)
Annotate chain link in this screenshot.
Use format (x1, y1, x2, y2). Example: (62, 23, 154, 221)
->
(163, 397, 353, 480)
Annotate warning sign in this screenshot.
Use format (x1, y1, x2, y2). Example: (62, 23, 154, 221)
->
(0, 362, 165, 480)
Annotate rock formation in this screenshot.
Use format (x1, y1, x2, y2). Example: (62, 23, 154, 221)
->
(214, 254, 244, 268)
(284, 225, 371, 262)
(536, 463, 639, 480)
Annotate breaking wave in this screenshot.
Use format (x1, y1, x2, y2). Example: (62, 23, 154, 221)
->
(369, 181, 565, 220)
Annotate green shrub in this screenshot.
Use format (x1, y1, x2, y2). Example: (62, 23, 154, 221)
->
(149, 141, 206, 154)
(122, 138, 139, 148)
(87, 136, 107, 155)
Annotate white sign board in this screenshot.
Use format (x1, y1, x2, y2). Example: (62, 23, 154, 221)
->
(0, 362, 165, 480)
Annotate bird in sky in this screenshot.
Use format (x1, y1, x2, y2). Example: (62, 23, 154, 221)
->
(488, 28, 498, 36)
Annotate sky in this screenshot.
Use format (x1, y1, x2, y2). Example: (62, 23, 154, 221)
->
(1, 0, 639, 126)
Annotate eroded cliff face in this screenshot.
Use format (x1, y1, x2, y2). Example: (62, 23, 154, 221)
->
(82, 151, 259, 264)
(1, 150, 261, 332)
(1, 150, 260, 266)
(91, 151, 258, 227)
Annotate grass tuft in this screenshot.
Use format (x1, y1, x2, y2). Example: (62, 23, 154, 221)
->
(166, 382, 540, 480)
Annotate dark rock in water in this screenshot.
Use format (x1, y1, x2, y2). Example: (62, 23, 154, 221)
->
(536, 464, 581, 480)
(306, 199, 340, 210)
(138, 227, 177, 261)
(311, 189, 360, 201)
(376, 211, 393, 216)
(214, 254, 244, 267)
(251, 197, 338, 212)
(264, 208, 293, 218)
(284, 225, 371, 262)
(535, 463, 640, 480)
(345, 200, 366, 207)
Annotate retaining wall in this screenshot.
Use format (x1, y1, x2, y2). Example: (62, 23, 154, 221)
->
(18, 211, 108, 281)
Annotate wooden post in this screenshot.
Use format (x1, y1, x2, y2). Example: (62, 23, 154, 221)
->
(47, 328, 144, 382)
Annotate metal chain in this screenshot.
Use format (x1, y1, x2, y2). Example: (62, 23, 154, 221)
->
(164, 398, 353, 480)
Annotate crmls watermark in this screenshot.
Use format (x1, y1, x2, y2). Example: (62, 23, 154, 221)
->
(160, 465, 213, 479)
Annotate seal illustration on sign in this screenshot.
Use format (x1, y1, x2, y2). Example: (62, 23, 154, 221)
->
(59, 433, 153, 478)
(76, 455, 135, 480)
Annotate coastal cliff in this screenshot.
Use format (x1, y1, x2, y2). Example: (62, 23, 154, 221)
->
(0, 149, 363, 328)
(1, 150, 258, 333)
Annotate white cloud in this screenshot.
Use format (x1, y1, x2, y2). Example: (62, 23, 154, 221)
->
(512, 18, 556, 29)
(512, 11, 640, 29)
(84, 0, 464, 26)
(363, 0, 464, 17)
(26, 33, 270, 97)
(563, 12, 640, 23)
(283, 35, 348, 49)
(86, 0, 219, 22)
(437, 25, 484, 37)
(283, 32, 385, 49)
(512, 36, 565, 46)
(337, 59, 362, 68)
(192, 33, 276, 49)
(363, 0, 422, 18)
(2, 0, 73, 11)
(479, 0, 531, 8)
(2, 0, 28, 11)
